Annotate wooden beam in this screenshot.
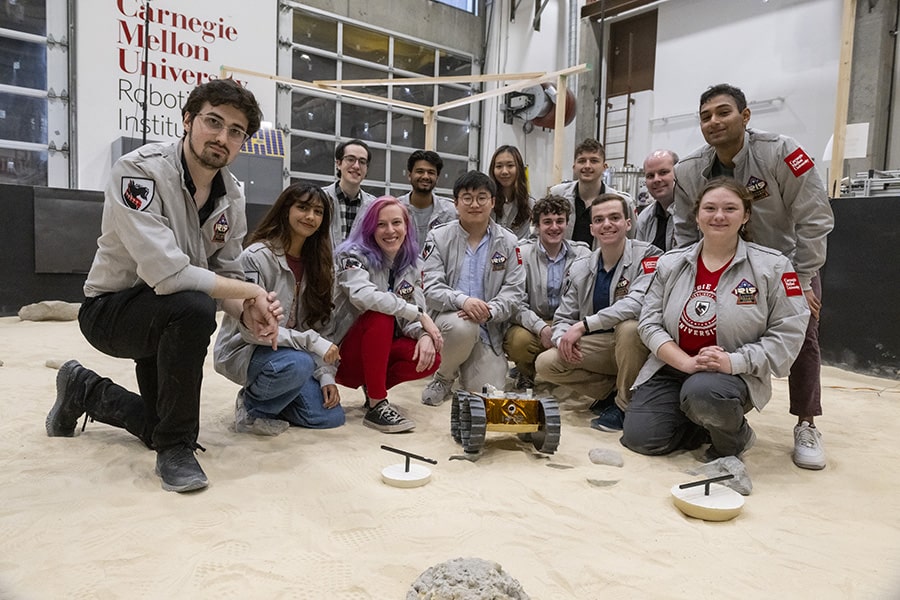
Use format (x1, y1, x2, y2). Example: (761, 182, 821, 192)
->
(312, 72, 545, 87)
(552, 74, 568, 184)
(829, 0, 857, 199)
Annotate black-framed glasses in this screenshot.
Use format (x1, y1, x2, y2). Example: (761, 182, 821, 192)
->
(341, 155, 369, 167)
(195, 113, 250, 144)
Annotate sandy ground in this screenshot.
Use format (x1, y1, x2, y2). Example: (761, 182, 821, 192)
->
(2, 315, 899, 599)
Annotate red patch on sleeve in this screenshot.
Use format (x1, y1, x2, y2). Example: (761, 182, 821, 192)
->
(641, 256, 659, 274)
(781, 272, 803, 296)
(784, 148, 814, 177)
(515, 247, 523, 265)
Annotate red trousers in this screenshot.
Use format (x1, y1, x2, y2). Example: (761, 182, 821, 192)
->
(336, 311, 440, 400)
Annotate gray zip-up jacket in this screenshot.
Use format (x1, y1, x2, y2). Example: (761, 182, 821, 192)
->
(322, 182, 377, 247)
(634, 199, 675, 251)
(213, 242, 336, 387)
(331, 247, 426, 344)
(84, 140, 245, 300)
(551, 239, 662, 345)
(547, 180, 636, 240)
(513, 237, 590, 335)
(422, 220, 526, 354)
(494, 196, 535, 240)
(634, 239, 811, 410)
(673, 129, 834, 290)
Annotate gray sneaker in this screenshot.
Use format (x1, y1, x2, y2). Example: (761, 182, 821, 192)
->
(363, 400, 415, 433)
(234, 391, 290, 436)
(155, 444, 208, 493)
(793, 421, 826, 470)
(421, 374, 453, 406)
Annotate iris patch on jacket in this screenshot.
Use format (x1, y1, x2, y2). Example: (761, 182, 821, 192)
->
(490, 251, 508, 271)
(785, 148, 814, 177)
(746, 176, 770, 200)
(340, 256, 363, 271)
(121, 177, 155, 211)
(212, 214, 229, 243)
(781, 272, 803, 296)
(641, 256, 658, 274)
(395, 279, 415, 300)
(732, 278, 758, 305)
(614, 276, 630, 301)
(421, 241, 435, 261)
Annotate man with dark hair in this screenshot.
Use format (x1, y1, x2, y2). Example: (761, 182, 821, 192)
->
(548, 138, 635, 244)
(673, 82, 834, 470)
(45, 79, 281, 493)
(420, 171, 526, 406)
(323, 138, 377, 246)
(398, 149, 457, 246)
(635, 149, 679, 251)
(504, 195, 589, 390)
(536, 194, 661, 432)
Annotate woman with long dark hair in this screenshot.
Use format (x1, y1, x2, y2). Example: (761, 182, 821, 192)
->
(489, 145, 533, 239)
(214, 182, 343, 435)
(333, 197, 443, 433)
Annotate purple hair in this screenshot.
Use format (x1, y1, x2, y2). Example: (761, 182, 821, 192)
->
(336, 196, 419, 272)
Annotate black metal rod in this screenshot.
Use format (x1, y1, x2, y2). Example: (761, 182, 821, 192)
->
(679, 474, 735, 496)
(381, 445, 438, 466)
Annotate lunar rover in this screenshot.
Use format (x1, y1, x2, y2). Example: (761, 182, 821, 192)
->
(451, 386, 561, 454)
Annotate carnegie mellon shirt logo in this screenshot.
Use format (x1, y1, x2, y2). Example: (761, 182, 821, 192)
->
(784, 148, 814, 177)
(120, 177, 155, 211)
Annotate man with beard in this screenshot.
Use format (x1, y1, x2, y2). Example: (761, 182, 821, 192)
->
(323, 138, 377, 246)
(45, 79, 282, 493)
(397, 150, 457, 247)
(635, 149, 678, 251)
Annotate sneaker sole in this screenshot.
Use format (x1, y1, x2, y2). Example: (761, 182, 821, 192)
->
(363, 419, 415, 434)
(154, 464, 209, 493)
(421, 396, 450, 407)
(792, 455, 826, 470)
(590, 422, 623, 433)
(45, 359, 84, 437)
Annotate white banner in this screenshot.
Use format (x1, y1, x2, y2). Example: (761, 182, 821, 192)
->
(76, 0, 277, 190)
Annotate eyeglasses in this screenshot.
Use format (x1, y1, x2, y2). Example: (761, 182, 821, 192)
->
(195, 113, 250, 144)
(458, 193, 492, 206)
(341, 156, 369, 167)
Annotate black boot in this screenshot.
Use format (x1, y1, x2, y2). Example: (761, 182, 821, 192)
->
(155, 444, 208, 493)
(46, 360, 153, 448)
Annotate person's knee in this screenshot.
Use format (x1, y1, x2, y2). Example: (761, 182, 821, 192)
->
(621, 411, 678, 456)
(174, 291, 217, 336)
(306, 407, 346, 429)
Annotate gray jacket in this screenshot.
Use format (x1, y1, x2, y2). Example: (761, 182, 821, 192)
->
(422, 220, 526, 354)
(389, 192, 457, 247)
(495, 196, 535, 240)
(84, 141, 246, 301)
(331, 247, 426, 344)
(547, 180, 636, 240)
(551, 239, 662, 345)
(513, 237, 590, 335)
(322, 182, 377, 247)
(634, 239, 811, 410)
(673, 129, 834, 289)
(213, 242, 337, 387)
(634, 199, 675, 251)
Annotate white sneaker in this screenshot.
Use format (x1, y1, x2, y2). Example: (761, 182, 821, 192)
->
(234, 391, 290, 436)
(421, 374, 453, 406)
(792, 421, 826, 470)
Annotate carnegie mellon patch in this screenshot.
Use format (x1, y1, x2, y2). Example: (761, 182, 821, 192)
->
(421, 241, 435, 260)
(641, 256, 659, 274)
(340, 256, 363, 271)
(515, 247, 523, 265)
(121, 177, 155, 211)
(784, 148, 814, 177)
(781, 272, 803, 296)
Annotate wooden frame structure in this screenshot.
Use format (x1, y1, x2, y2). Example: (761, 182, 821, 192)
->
(220, 63, 590, 184)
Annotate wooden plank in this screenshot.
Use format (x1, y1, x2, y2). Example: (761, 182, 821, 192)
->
(829, 0, 857, 199)
(312, 72, 544, 87)
(552, 74, 568, 184)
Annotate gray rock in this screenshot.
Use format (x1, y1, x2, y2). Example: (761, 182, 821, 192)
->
(407, 557, 530, 600)
(588, 448, 624, 467)
(686, 456, 753, 496)
(45, 359, 67, 369)
(18, 301, 80, 322)
(587, 478, 620, 488)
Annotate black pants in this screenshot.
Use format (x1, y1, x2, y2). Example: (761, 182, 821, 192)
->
(79, 285, 217, 450)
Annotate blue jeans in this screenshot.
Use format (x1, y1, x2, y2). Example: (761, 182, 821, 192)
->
(244, 346, 345, 429)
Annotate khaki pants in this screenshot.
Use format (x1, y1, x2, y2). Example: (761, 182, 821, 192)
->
(534, 319, 648, 410)
(435, 312, 508, 392)
(503, 323, 549, 380)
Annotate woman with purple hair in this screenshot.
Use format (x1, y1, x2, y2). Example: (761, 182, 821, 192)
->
(333, 197, 444, 433)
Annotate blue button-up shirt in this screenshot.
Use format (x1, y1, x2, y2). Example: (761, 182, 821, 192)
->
(458, 230, 491, 342)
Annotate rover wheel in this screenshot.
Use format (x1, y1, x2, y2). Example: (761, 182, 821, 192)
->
(450, 392, 462, 443)
(463, 395, 487, 454)
(458, 394, 472, 449)
(531, 397, 561, 454)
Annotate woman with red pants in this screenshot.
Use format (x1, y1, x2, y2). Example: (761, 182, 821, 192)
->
(333, 197, 443, 433)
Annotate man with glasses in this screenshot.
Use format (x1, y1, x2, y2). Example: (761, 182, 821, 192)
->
(420, 171, 526, 406)
(323, 138, 377, 246)
(45, 79, 281, 493)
